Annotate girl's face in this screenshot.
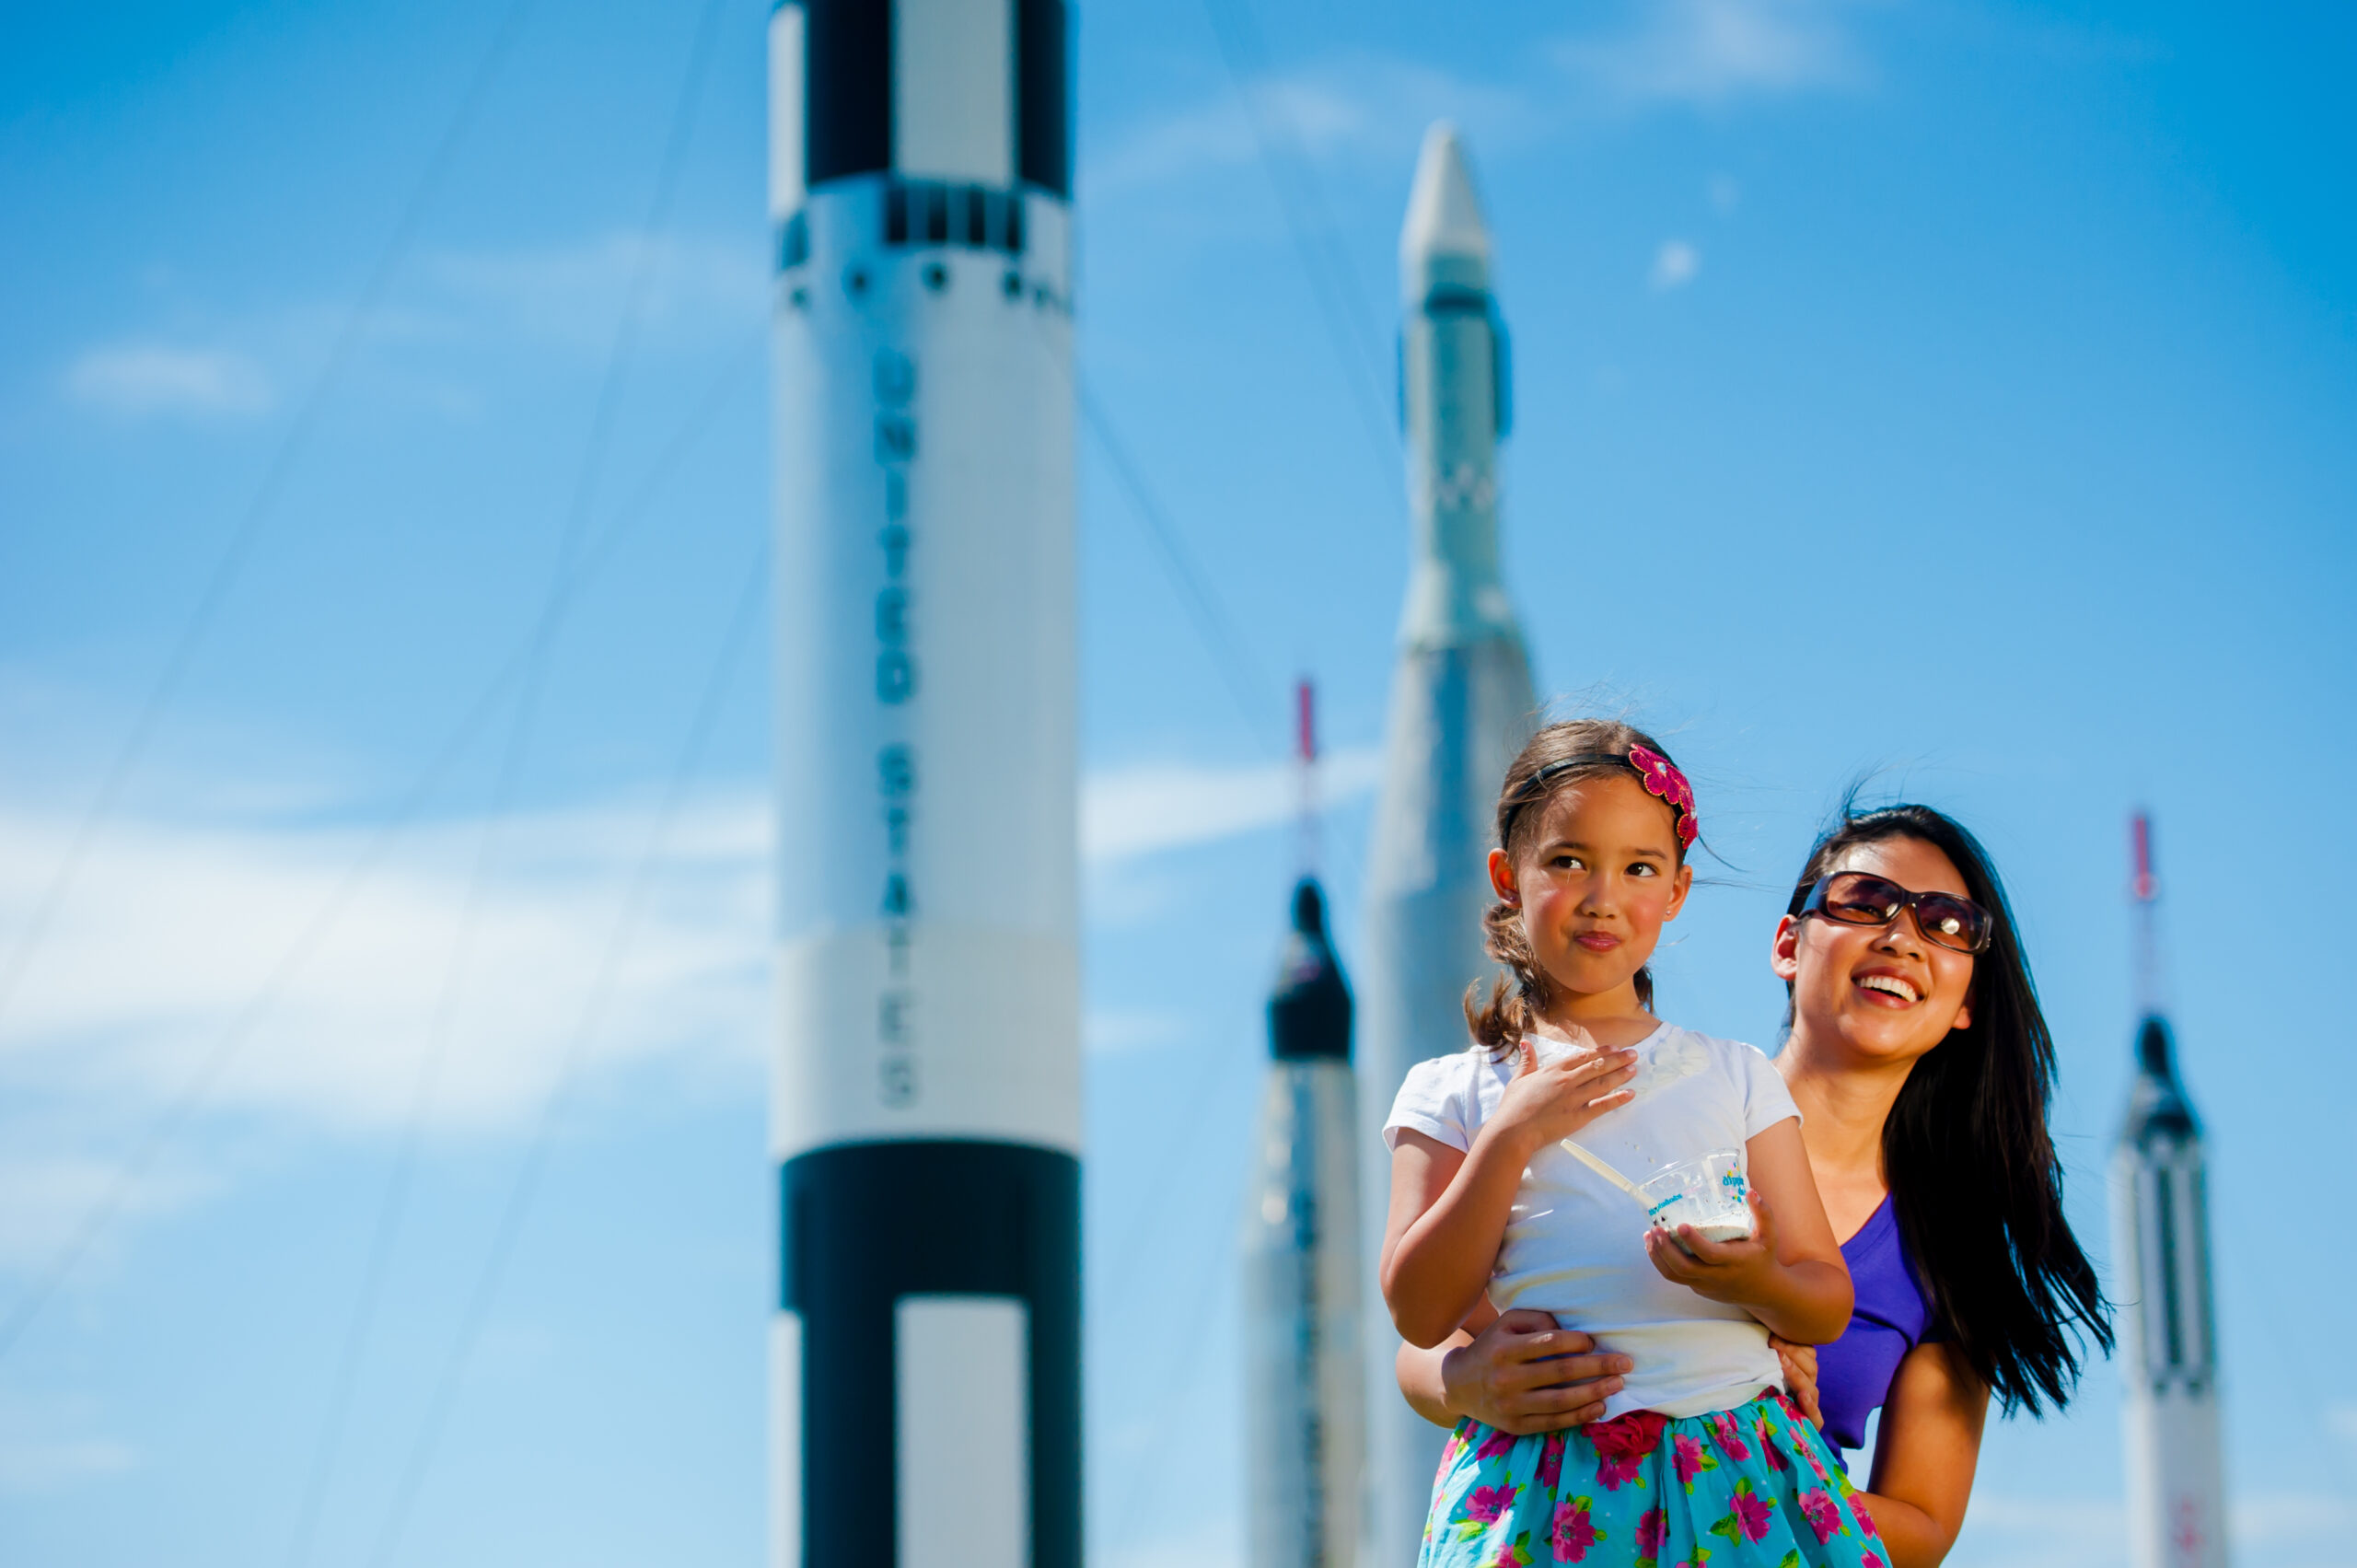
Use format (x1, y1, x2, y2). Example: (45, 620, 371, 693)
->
(1487, 772, 1693, 1010)
(1773, 835, 1977, 1064)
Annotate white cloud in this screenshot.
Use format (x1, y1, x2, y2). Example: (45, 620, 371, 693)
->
(0, 793, 769, 1143)
(1651, 239, 1702, 290)
(416, 230, 763, 352)
(0, 748, 1364, 1267)
(63, 345, 273, 418)
(1554, 0, 1870, 109)
(1083, 747, 1381, 865)
(1085, 1009, 1187, 1057)
(0, 1394, 136, 1493)
(1084, 59, 1540, 200)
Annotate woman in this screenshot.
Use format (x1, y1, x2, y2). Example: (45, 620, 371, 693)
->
(1395, 803, 2111, 1566)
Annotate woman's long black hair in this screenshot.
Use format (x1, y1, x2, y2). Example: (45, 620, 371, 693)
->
(1786, 803, 2111, 1415)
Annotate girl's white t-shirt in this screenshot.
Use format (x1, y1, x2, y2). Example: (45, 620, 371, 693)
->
(1384, 1023, 1803, 1421)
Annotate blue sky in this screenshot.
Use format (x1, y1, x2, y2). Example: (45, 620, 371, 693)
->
(4, 1, 2355, 1565)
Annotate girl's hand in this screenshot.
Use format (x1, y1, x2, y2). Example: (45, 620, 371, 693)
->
(1642, 1187, 1783, 1305)
(1441, 1310, 1635, 1435)
(1490, 1034, 1639, 1154)
(1769, 1336, 1822, 1428)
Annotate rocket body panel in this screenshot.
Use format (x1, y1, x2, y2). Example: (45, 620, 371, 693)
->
(1360, 124, 1538, 1568)
(1246, 1059, 1366, 1568)
(2113, 1016, 2229, 1568)
(769, 5, 1079, 1565)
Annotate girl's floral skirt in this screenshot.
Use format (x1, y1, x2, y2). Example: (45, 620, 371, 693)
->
(1420, 1390, 1887, 1568)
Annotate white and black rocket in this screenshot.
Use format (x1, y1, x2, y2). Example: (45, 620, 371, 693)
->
(1244, 693, 1366, 1568)
(2112, 815, 2230, 1568)
(1358, 123, 1538, 1566)
(767, 4, 1078, 1566)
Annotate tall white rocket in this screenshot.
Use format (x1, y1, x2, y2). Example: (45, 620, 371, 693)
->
(1359, 123, 1538, 1566)
(2112, 814, 2229, 1568)
(1245, 686, 1366, 1568)
(767, 4, 1079, 1566)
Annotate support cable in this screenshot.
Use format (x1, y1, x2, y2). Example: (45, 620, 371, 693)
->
(361, 538, 764, 1568)
(0, 0, 540, 1037)
(1196, 0, 1402, 482)
(0, 341, 761, 1372)
(284, 0, 733, 1557)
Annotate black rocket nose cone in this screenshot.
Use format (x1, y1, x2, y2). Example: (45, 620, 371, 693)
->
(2121, 1013, 2200, 1148)
(1270, 877, 1353, 1063)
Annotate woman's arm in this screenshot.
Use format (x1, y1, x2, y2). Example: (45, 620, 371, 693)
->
(1850, 1342, 1991, 1568)
(1380, 1045, 1637, 1348)
(1396, 1307, 1633, 1433)
(1642, 1117, 1853, 1344)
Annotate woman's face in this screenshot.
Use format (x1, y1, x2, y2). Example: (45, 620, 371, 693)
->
(1773, 834, 1977, 1063)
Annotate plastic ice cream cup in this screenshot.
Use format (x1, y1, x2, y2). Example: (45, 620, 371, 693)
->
(1637, 1148, 1754, 1246)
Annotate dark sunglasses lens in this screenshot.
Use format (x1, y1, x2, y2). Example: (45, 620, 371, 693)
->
(1914, 894, 1990, 951)
(1821, 873, 1904, 924)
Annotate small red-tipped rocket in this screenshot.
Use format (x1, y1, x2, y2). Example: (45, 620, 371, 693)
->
(1244, 679, 1365, 1568)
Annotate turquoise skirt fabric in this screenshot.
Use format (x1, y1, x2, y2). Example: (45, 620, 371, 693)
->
(1419, 1390, 1887, 1568)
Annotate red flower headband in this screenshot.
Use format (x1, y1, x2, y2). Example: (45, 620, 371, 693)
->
(1504, 746, 1700, 849)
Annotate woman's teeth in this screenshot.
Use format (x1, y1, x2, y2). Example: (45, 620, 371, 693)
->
(1858, 974, 1920, 1004)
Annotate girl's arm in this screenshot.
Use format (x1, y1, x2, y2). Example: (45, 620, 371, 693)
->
(1850, 1341, 1991, 1567)
(1641, 1116, 1852, 1344)
(1380, 1044, 1637, 1349)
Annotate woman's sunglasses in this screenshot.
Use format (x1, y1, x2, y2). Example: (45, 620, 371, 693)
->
(1794, 871, 1995, 955)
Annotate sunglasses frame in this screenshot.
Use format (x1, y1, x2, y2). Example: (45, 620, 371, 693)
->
(1794, 870, 1995, 955)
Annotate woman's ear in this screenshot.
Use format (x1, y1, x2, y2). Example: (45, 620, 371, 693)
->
(1770, 913, 1804, 983)
(1951, 986, 1974, 1033)
(1486, 847, 1519, 904)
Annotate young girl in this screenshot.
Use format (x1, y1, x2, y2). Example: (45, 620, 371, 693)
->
(1380, 720, 1884, 1568)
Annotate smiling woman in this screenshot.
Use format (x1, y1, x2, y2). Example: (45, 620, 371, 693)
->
(1398, 799, 2115, 1568)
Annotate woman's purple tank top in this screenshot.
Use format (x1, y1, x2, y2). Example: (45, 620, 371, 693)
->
(1817, 1194, 1945, 1450)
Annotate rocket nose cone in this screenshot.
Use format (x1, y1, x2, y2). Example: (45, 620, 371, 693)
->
(1401, 122, 1492, 297)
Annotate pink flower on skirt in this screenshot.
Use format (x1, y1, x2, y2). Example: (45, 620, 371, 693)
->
(1586, 1410, 1668, 1462)
(1670, 1433, 1716, 1489)
(1855, 1497, 1882, 1539)
(1477, 1425, 1517, 1462)
(1799, 1488, 1843, 1543)
(1594, 1449, 1643, 1492)
(1863, 1554, 1887, 1568)
(1733, 1485, 1775, 1540)
(1537, 1432, 1565, 1490)
(1708, 1410, 1753, 1460)
(1634, 1505, 1668, 1555)
(1491, 1536, 1532, 1568)
(1550, 1498, 1602, 1562)
(1468, 1482, 1519, 1524)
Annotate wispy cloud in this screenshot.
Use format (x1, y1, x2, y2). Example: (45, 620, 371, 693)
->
(415, 230, 764, 352)
(0, 1393, 136, 1494)
(1553, 0, 1871, 109)
(1083, 747, 1381, 865)
(1084, 58, 1541, 201)
(0, 747, 1364, 1264)
(1650, 239, 1702, 290)
(63, 345, 273, 419)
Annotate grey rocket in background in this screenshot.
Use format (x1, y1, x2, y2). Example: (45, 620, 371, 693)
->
(1245, 685, 1365, 1568)
(2112, 815, 2229, 1568)
(1358, 122, 1538, 1567)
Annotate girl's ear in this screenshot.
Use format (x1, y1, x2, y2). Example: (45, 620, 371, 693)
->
(1662, 861, 1696, 922)
(1951, 985, 1974, 1033)
(1486, 847, 1519, 904)
(1770, 914, 1804, 983)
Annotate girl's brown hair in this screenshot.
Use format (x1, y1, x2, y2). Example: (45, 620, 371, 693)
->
(1462, 718, 1690, 1053)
